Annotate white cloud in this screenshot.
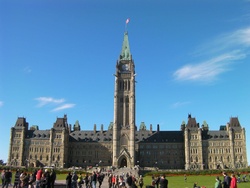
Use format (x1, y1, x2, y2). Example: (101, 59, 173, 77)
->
(35, 97, 75, 112)
(174, 27, 250, 82)
(23, 66, 32, 73)
(0, 101, 3, 107)
(51, 104, 76, 112)
(171, 101, 190, 108)
(174, 50, 246, 82)
(35, 97, 65, 107)
(194, 27, 250, 56)
(217, 27, 250, 48)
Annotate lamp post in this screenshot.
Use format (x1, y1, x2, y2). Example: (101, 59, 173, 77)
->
(99, 160, 102, 172)
(25, 159, 29, 169)
(84, 160, 87, 171)
(155, 161, 158, 171)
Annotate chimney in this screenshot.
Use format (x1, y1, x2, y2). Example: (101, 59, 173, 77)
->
(101, 124, 103, 134)
(94, 124, 96, 134)
(157, 124, 160, 132)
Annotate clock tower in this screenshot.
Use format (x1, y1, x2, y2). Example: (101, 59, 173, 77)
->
(112, 32, 136, 168)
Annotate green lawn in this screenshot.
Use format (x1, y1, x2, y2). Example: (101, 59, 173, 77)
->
(56, 173, 250, 188)
(143, 175, 249, 188)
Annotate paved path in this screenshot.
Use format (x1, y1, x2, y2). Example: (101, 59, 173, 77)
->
(55, 167, 139, 187)
(55, 178, 109, 187)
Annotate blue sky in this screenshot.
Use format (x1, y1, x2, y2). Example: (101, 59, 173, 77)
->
(1, 0, 250, 164)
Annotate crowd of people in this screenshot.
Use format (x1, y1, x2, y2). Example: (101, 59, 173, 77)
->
(2, 167, 248, 188)
(66, 170, 169, 188)
(1, 167, 56, 188)
(106, 172, 168, 188)
(192, 171, 239, 188)
(66, 171, 104, 188)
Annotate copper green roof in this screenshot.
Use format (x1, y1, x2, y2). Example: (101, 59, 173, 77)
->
(120, 32, 131, 60)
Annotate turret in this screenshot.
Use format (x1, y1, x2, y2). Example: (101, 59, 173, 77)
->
(73, 120, 81, 131)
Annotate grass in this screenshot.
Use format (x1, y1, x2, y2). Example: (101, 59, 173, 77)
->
(56, 173, 250, 188)
(143, 175, 249, 188)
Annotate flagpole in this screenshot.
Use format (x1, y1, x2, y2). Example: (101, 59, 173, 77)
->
(125, 18, 130, 33)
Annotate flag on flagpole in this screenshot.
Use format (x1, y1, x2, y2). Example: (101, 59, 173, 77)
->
(126, 18, 130, 24)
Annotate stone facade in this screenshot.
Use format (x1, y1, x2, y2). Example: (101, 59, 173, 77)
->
(7, 32, 248, 170)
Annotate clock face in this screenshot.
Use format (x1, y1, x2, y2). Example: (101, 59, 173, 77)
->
(122, 64, 129, 71)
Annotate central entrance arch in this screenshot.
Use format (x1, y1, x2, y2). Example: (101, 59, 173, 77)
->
(120, 158, 127, 168)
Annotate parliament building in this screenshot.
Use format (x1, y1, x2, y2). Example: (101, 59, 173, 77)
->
(8, 32, 248, 170)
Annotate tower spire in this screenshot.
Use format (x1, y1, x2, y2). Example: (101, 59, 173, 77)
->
(120, 32, 131, 60)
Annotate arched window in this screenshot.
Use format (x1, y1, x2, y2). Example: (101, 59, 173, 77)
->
(195, 156, 198, 162)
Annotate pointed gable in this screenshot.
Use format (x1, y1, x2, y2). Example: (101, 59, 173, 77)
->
(228, 117, 241, 130)
(14, 117, 29, 130)
(53, 114, 68, 130)
(186, 114, 199, 130)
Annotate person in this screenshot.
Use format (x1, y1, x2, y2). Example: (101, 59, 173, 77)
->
(138, 175, 143, 188)
(84, 174, 89, 188)
(66, 172, 72, 188)
(126, 173, 133, 188)
(111, 174, 116, 188)
(155, 176, 160, 188)
(13, 169, 21, 188)
(29, 170, 37, 188)
(71, 172, 78, 188)
(50, 169, 56, 188)
(1, 169, 5, 186)
(20, 171, 30, 188)
(107, 174, 112, 188)
(91, 171, 97, 188)
(159, 175, 168, 188)
(77, 173, 83, 188)
(222, 172, 231, 188)
(131, 175, 137, 188)
(214, 176, 222, 188)
(193, 182, 200, 188)
(242, 174, 246, 182)
(44, 169, 51, 188)
(230, 174, 237, 188)
(97, 173, 104, 188)
(40, 173, 47, 188)
(3, 168, 12, 188)
(151, 176, 155, 187)
(36, 168, 43, 188)
(184, 174, 187, 182)
(115, 175, 119, 188)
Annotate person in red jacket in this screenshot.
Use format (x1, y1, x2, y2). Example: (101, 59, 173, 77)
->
(36, 168, 43, 188)
(230, 174, 237, 188)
